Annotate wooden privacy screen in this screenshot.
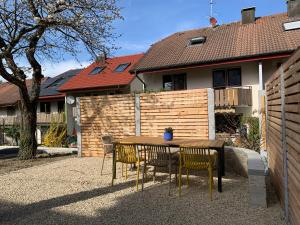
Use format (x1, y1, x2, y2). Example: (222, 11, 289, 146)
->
(80, 94, 136, 157)
(140, 89, 209, 139)
(79, 89, 209, 157)
(266, 48, 300, 225)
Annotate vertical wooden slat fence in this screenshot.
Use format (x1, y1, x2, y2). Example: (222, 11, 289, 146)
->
(266, 48, 300, 225)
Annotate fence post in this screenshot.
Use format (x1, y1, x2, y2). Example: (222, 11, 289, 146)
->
(280, 65, 289, 224)
(207, 88, 215, 140)
(76, 97, 82, 157)
(135, 94, 141, 136)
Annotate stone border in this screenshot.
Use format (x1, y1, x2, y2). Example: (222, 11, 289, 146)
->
(225, 146, 267, 208)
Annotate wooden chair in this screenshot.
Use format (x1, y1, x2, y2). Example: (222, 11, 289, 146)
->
(141, 144, 178, 195)
(100, 134, 114, 175)
(178, 146, 216, 200)
(113, 143, 142, 191)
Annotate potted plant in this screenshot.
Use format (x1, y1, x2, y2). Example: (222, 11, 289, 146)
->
(164, 127, 173, 141)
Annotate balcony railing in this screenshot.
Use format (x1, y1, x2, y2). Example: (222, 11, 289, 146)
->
(214, 87, 252, 107)
(0, 113, 65, 125)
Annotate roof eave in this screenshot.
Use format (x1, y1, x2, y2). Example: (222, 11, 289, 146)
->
(134, 50, 294, 74)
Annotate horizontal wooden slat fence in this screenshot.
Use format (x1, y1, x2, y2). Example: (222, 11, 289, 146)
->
(140, 89, 209, 139)
(79, 94, 136, 157)
(266, 48, 300, 225)
(79, 89, 210, 157)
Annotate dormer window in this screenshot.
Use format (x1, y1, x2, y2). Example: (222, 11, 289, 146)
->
(89, 66, 105, 75)
(189, 36, 206, 45)
(114, 63, 131, 72)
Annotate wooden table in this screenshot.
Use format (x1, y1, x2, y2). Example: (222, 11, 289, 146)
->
(112, 136, 225, 192)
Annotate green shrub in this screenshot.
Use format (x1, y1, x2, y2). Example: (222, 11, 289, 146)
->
(238, 116, 260, 152)
(4, 125, 20, 145)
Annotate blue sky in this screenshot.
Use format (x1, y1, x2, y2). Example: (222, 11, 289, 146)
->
(41, 0, 287, 76)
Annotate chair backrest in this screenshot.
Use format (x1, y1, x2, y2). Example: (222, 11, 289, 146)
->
(141, 144, 170, 163)
(101, 134, 113, 144)
(116, 143, 139, 163)
(180, 147, 213, 166)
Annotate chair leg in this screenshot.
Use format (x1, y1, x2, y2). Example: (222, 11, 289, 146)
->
(179, 166, 182, 196)
(125, 163, 128, 180)
(175, 166, 178, 186)
(136, 161, 140, 191)
(209, 166, 213, 201)
(101, 153, 106, 176)
(153, 166, 156, 182)
(186, 169, 190, 187)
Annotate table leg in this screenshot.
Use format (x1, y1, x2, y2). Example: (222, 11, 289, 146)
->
(217, 149, 222, 193)
(112, 143, 116, 186)
(221, 146, 225, 176)
(168, 150, 171, 196)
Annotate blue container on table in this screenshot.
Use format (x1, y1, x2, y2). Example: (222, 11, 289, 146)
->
(164, 132, 173, 141)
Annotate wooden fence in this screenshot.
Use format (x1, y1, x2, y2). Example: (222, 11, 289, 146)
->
(78, 89, 212, 157)
(266, 48, 300, 225)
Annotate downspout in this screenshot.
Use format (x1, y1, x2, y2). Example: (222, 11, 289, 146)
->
(135, 70, 146, 92)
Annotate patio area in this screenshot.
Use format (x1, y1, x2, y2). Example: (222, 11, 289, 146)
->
(0, 157, 285, 225)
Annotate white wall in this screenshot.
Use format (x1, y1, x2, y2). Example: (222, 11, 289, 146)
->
(130, 77, 144, 92)
(140, 59, 285, 115)
(0, 108, 7, 117)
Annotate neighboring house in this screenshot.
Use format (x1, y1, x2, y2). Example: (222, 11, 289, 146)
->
(59, 53, 145, 134)
(37, 69, 82, 143)
(131, 4, 300, 137)
(0, 80, 36, 123)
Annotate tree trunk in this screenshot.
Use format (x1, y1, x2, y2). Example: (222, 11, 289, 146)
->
(18, 103, 37, 160)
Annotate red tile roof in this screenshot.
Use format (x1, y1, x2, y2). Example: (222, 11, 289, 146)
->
(132, 13, 300, 73)
(59, 53, 144, 92)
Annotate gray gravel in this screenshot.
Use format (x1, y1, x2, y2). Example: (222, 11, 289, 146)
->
(0, 157, 285, 225)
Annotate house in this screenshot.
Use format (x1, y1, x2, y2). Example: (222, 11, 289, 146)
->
(59, 53, 145, 134)
(130, 4, 300, 139)
(0, 79, 39, 124)
(36, 69, 82, 143)
(0, 69, 82, 144)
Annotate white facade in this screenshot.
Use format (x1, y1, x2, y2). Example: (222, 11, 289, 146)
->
(138, 59, 284, 115)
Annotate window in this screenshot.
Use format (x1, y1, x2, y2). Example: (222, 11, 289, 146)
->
(7, 106, 15, 116)
(227, 68, 242, 86)
(213, 70, 226, 88)
(163, 74, 187, 91)
(114, 63, 130, 72)
(40, 102, 51, 114)
(47, 78, 64, 88)
(189, 36, 206, 45)
(57, 101, 65, 113)
(213, 68, 241, 88)
(89, 66, 105, 75)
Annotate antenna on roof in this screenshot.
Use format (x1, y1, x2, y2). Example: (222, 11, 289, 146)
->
(210, 0, 214, 18)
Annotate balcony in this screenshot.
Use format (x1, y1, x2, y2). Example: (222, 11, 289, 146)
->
(0, 113, 65, 125)
(214, 87, 252, 107)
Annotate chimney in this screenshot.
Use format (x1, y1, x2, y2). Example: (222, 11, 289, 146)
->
(209, 17, 218, 27)
(96, 52, 107, 64)
(241, 7, 256, 24)
(287, 0, 300, 18)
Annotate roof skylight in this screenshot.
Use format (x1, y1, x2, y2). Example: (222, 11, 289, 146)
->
(89, 66, 105, 75)
(189, 36, 206, 45)
(283, 20, 300, 31)
(114, 63, 131, 72)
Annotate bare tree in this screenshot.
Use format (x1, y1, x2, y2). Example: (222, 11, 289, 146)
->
(0, 0, 122, 159)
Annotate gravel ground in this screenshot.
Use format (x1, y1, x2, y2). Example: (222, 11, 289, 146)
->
(0, 157, 285, 225)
